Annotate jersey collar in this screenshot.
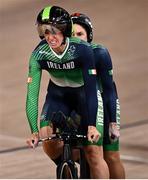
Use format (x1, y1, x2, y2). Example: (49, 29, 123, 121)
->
(49, 38, 69, 59)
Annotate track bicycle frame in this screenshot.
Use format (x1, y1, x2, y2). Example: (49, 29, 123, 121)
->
(40, 132, 90, 179)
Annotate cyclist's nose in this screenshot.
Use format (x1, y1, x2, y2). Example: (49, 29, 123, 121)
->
(45, 33, 56, 41)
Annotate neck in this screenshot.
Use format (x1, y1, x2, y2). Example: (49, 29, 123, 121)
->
(53, 38, 68, 55)
(53, 44, 67, 54)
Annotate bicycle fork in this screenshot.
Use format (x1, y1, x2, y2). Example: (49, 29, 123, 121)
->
(63, 143, 72, 161)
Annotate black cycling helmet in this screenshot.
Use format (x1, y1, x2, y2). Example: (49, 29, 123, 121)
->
(36, 6, 72, 39)
(71, 13, 93, 43)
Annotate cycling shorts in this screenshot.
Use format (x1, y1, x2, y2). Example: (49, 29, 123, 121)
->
(40, 81, 104, 146)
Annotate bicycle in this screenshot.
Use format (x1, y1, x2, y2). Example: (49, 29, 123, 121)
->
(40, 111, 90, 179)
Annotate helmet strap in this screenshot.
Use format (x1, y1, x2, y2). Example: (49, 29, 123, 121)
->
(61, 36, 66, 45)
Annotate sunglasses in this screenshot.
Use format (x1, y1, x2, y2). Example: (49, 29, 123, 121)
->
(37, 24, 62, 37)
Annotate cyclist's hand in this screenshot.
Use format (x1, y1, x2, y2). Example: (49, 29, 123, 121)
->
(109, 122, 120, 143)
(26, 132, 39, 148)
(87, 126, 101, 143)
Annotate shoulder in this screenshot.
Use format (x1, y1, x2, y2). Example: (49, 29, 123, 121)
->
(91, 43, 113, 68)
(91, 43, 112, 63)
(69, 37, 91, 48)
(68, 37, 93, 58)
(33, 39, 49, 53)
(30, 40, 51, 61)
(91, 42, 109, 53)
(29, 40, 49, 63)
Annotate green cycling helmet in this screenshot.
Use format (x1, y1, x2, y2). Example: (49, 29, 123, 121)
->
(36, 6, 72, 39)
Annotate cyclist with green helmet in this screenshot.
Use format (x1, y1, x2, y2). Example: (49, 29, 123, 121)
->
(26, 6, 109, 178)
(71, 13, 125, 178)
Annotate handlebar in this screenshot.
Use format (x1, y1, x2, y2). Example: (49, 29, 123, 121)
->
(38, 132, 87, 142)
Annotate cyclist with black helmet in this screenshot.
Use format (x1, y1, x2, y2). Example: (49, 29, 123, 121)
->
(26, 6, 109, 178)
(71, 13, 125, 178)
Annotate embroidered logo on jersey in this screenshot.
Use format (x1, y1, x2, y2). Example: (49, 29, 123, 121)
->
(39, 50, 51, 55)
(47, 61, 75, 69)
(67, 45, 76, 56)
(88, 69, 97, 75)
(108, 69, 113, 75)
(27, 77, 32, 83)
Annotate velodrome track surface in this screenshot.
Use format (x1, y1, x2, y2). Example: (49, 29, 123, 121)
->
(0, 0, 148, 178)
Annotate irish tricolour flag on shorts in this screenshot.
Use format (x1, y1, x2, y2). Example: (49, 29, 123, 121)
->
(88, 69, 97, 75)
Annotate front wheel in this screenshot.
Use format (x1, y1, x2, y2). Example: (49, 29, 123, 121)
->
(57, 161, 78, 179)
